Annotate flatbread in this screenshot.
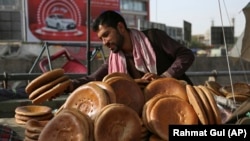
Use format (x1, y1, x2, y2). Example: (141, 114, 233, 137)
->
(144, 77, 188, 102)
(102, 72, 133, 82)
(64, 83, 110, 120)
(25, 68, 64, 94)
(199, 85, 222, 124)
(15, 105, 52, 116)
(25, 119, 48, 133)
(88, 81, 116, 103)
(15, 113, 53, 122)
(32, 79, 71, 104)
(148, 96, 198, 140)
(104, 76, 145, 116)
(195, 85, 215, 124)
(94, 103, 142, 141)
(220, 82, 250, 96)
(186, 84, 208, 125)
(38, 108, 93, 141)
(29, 75, 69, 100)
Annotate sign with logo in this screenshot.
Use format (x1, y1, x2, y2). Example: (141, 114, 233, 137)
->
(25, 0, 120, 43)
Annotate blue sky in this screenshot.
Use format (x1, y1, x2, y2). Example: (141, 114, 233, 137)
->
(149, 0, 249, 37)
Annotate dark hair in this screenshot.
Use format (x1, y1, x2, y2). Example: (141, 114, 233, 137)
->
(92, 10, 128, 32)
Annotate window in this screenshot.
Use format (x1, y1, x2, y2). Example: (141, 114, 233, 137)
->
(0, 11, 22, 40)
(120, 0, 146, 11)
(0, 0, 16, 5)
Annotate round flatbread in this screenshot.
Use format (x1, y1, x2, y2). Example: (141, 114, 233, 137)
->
(144, 77, 188, 102)
(25, 119, 48, 133)
(204, 81, 224, 96)
(25, 68, 64, 95)
(102, 72, 133, 82)
(15, 112, 53, 122)
(199, 85, 222, 124)
(220, 82, 250, 96)
(195, 85, 215, 124)
(29, 75, 69, 100)
(32, 79, 71, 104)
(15, 118, 27, 125)
(38, 108, 93, 141)
(104, 76, 145, 116)
(64, 83, 110, 120)
(25, 129, 40, 140)
(94, 103, 142, 141)
(88, 81, 116, 103)
(148, 96, 198, 140)
(15, 105, 52, 116)
(226, 94, 249, 102)
(186, 84, 208, 125)
(24, 136, 38, 141)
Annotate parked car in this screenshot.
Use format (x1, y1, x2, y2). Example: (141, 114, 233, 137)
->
(45, 14, 76, 30)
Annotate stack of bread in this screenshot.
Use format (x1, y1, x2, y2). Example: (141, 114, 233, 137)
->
(205, 80, 250, 103)
(15, 105, 53, 125)
(142, 78, 199, 140)
(24, 71, 246, 140)
(25, 68, 71, 104)
(219, 82, 250, 102)
(24, 119, 48, 141)
(186, 85, 222, 125)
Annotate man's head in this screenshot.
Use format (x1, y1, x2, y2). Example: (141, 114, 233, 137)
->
(92, 10, 129, 53)
(92, 10, 128, 32)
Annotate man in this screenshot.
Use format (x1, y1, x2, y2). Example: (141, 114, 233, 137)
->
(68, 10, 195, 92)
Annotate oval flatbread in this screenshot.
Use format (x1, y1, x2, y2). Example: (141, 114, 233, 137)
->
(25, 68, 64, 94)
(32, 79, 71, 104)
(29, 75, 69, 100)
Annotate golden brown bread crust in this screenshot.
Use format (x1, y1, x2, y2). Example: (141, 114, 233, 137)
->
(64, 83, 110, 120)
(88, 81, 116, 103)
(199, 85, 222, 124)
(38, 108, 93, 141)
(194, 86, 215, 124)
(25, 68, 64, 94)
(104, 76, 145, 116)
(15, 105, 52, 116)
(186, 84, 209, 125)
(24, 129, 40, 140)
(149, 134, 166, 141)
(94, 103, 142, 141)
(15, 113, 53, 122)
(25, 119, 48, 133)
(219, 82, 250, 96)
(144, 77, 188, 102)
(102, 72, 133, 82)
(226, 94, 249, 102)
(29, 75, 69, 100)
(148, 96, 198, 140)
(32, 79, 71, 104)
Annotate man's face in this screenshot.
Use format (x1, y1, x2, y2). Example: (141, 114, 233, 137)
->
(96, 24, 124, 53)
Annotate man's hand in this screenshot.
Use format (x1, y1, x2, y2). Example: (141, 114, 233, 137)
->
(141, 73, 163, 81)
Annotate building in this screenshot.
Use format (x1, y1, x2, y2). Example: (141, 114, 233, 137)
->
(0, 0, 185, 43)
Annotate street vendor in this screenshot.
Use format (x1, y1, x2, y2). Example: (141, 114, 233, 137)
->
(67, 10, 195, 92)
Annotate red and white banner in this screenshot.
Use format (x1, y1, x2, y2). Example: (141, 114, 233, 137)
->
(25, 0, 120, 43)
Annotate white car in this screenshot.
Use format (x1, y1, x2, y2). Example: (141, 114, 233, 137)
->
(45, 14, 76, 30)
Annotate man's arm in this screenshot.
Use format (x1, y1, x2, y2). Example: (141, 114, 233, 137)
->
(143, 29, 195, 78)
(69, 63, 108, 92)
